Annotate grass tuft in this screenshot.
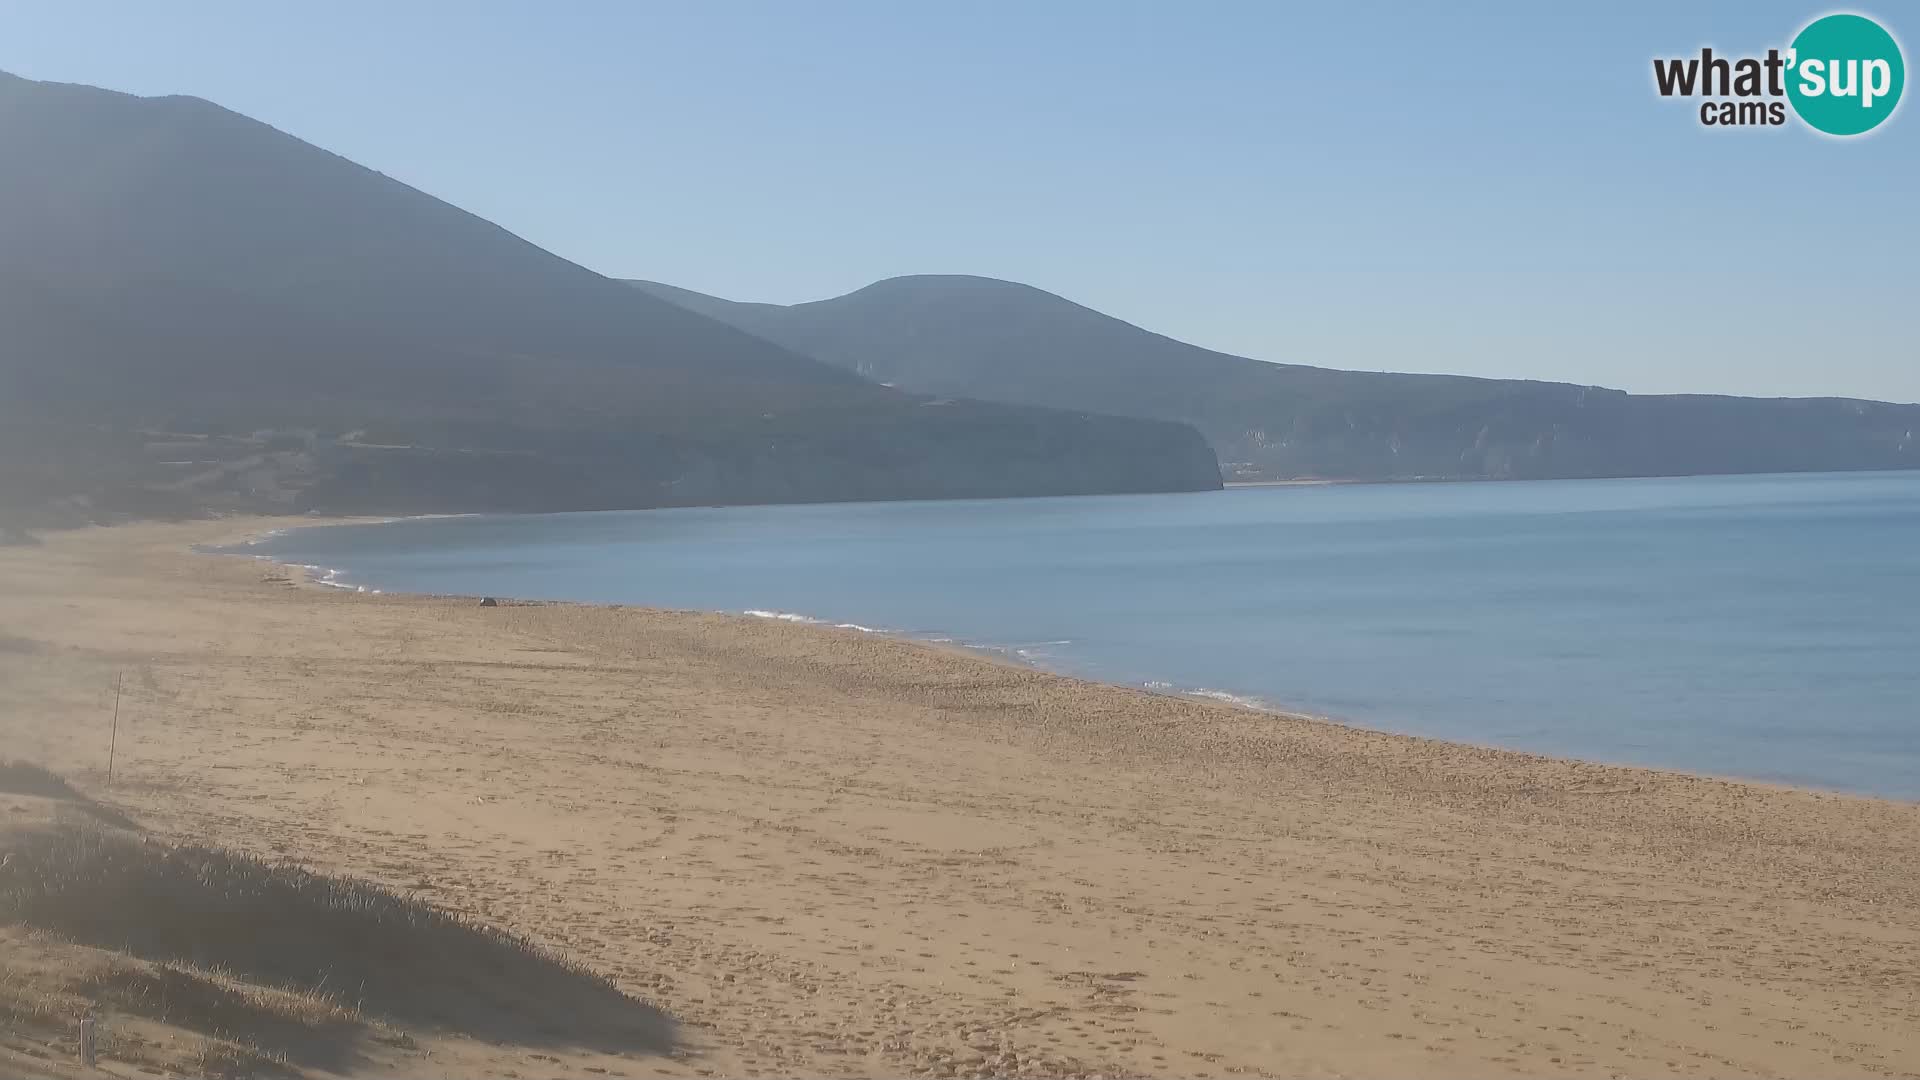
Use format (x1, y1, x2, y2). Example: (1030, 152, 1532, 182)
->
(80, 961, 362, 1072)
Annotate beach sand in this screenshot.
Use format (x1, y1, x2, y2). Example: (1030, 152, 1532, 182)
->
(2, 518, 1917, 1079)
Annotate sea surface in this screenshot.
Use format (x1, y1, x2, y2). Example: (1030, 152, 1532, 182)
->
(236, 471, 1920, 799)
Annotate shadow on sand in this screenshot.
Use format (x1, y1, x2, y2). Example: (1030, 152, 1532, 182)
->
(0, 811, 675, 1070)
(0, 758, 140, 829)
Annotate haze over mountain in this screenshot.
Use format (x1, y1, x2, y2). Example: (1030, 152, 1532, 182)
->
(632, 276, 1920, 483)
(0, 71, 1219, 523)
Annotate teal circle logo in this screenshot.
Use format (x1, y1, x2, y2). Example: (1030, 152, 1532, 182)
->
(1786, 13, 1905, 136)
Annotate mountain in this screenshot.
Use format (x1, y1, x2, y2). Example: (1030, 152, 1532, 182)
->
(0, 72, 1219, 523)
(631, 275, 1920, 482)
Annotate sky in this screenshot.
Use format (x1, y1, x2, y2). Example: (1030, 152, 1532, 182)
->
(2, 2, 1915, 401)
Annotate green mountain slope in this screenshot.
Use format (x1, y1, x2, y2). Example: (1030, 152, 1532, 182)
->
(0, 73, 1219, 522)
(631, 275, 1920, 482)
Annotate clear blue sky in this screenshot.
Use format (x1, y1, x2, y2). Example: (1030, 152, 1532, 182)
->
(2, 2, 1914, 400)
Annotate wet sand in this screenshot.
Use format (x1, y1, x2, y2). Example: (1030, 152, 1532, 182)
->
(3, 518, 1917, 1079)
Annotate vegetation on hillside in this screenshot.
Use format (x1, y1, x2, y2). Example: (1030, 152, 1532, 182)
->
(634, 275, 1920, 483)
(0, 72, 1219, 523)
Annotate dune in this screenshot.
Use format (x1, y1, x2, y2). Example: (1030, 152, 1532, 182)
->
(0, 763, 670, 1077)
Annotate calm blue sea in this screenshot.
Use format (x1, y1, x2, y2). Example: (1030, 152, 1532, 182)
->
(237, 471, 1920, 799)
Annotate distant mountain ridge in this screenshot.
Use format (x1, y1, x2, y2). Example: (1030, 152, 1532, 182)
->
(0, 71, 1220, 522)
(630, 275, 1920, 482)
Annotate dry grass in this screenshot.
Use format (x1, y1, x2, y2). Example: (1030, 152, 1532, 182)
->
(0, 761, 674, 1075)
(0, 819, 673, 1056)
(0, 937, 338, 1077)
(80, 960, 363, 1073)
(190, 1039, 291, 1080)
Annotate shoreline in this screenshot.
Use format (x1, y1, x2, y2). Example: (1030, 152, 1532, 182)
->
(7, 517, 1919, 1078)
(224, 513, 1913, 807)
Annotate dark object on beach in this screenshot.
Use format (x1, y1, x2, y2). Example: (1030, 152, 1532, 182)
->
(479, 597, 498, 607)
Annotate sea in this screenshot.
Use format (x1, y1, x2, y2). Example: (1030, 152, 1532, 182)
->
(233, 470, 1920, 799)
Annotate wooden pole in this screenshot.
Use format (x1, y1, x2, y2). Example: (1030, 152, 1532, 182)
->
(108, 670, 123, 786)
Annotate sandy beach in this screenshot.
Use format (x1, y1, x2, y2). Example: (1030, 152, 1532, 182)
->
(3, 518, 1918, 1079)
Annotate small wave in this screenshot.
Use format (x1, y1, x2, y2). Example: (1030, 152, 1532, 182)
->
(305, 565, 366, 592)
(1010, 638, 1073, 659)
(1142, 680, 1269, 709)
(743, 609, 881, 633)
(1184, 688, 1269, 710)
(744, 609, 824, 624)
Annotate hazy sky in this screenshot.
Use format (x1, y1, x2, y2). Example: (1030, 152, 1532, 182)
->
(2, 2, 1914, 400)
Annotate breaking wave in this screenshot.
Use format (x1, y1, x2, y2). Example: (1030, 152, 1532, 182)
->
(743, 609, 880, 633)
